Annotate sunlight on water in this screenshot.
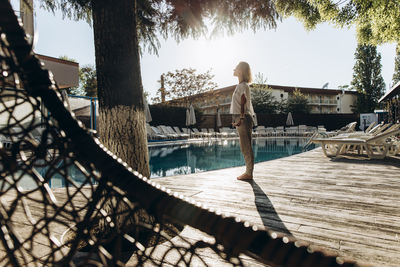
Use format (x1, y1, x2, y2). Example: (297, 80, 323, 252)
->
(149, 137, 316, 178)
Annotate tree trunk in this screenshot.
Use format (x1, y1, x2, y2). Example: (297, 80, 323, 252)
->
(89, 1, 155, 258)
(92, 0, 149, 178)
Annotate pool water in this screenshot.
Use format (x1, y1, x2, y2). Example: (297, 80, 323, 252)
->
(149, 137, 316, 178)
(8, 137, 315, 190)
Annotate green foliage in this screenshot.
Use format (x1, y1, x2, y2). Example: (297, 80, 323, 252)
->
(351, 44, 385, 113)
(152, 68, 217, 104)
(39, 0, 92, 22)
(338, 84, 351, 91)
(79, 65, 97, 97)
(393, 44, 400, 86)
(40, 0, 282, 55)
(253, 72, 268, 84)
(58, 55, 77, 62)
(251, 84, 281, 114)
(286, 89, 311, 114)
(64, 64, 97, 97)
(275, 0, 400, 45)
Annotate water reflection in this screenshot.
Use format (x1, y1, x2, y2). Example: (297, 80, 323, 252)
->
(149, 138, 316, 178)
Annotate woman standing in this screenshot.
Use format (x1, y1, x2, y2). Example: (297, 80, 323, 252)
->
(230, 61, 256, 180)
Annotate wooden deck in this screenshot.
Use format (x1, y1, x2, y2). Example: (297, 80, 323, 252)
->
(155, 147, 400, 266)
(2, 147, 400, 266)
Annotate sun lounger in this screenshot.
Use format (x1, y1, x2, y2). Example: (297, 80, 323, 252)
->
(165, 125, 188, 139)
(192, 128, 206, 138)
(312, 128, 400, 159)
(286, 126, 298, 136)
(252, 126, 262, 137)
(253, 126, 267, 137)
(316, 122, 357, 138)
(220, 127, 237, 138)
(148, 125, 167, 140)
(275, 126, 285, 136)
(298, 125, 313, 137)
(157, 125, 180, 139)
(201, 128, 213, 138)
(208, 128, 222, 138)
(173, 126, 190, 139)
(265, 127, 275, 136)
(364, 121, 376, 133)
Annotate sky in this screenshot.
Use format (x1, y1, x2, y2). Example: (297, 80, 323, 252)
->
(13, 1, 397, 102)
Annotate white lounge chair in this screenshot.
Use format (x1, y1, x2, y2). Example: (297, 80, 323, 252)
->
(275, 126, 285, 136)
(148, 125, 167, 140)
(316, 122, 357, 138)
(200, 128, 213, 138)
(165, 126, 188, 139)
(192, 128, 205, 138)
(208, 128, 222, 138)
(364, 121, 376, 133)
(298, 125, 312, 137)
(220, 127, 237, 138)
(265, 127, 275, 136)
(173, 127, 190, 139)
(286, 126, 298, 136)
(312, 128, 400, 159)
(253, 126, 267, 137)
(157, 125, 179, 139)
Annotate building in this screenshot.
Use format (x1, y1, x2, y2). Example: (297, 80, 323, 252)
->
(166, 84, 357, 115)
(378, 81, 400, 122)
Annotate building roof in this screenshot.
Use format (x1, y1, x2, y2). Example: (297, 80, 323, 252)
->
(162, 83, 357, 105)
(36, 54, 79, 88)
(36, 54, 79, 67)
(266, 84, 357, 95)
(213, 84, 358, 96)
(379, 81, 400, 103)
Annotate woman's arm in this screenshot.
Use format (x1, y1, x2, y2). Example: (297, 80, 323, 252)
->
(240, 93, 247, 118)
(233, 93, 247, 127)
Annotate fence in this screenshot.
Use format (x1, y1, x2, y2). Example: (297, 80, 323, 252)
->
(0, 1, 357, 266)
(197, 113, 359, 131)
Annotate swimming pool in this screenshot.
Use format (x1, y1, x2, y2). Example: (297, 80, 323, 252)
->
(9, 137, 315, 189)
(149, 137, 316, 178)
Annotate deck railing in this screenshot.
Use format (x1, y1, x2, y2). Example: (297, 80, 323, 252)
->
(0, 1, 358, 266)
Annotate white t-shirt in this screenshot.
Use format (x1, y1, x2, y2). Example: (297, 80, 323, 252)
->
(229, 82, 256, 118)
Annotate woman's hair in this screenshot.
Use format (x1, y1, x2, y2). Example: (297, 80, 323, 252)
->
(237, 61, 252, 83)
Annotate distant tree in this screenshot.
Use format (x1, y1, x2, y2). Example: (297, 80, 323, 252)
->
(251, 73, 287, 114)
(58, 55, 77, 62)
(286, 89, 311, 114)
(79, 65, 97, 97)
(393, 44, 400, 86)
(153, 68, 217, 106)
(143, 90, 150, 101)
(251, 87, 279, 114)
(351, 44, 385, 113)
(253, 72, 268, 85)
(338, 85, 350, 91)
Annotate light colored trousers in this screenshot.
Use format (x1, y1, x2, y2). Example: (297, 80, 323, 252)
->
(234, 114, 254, 175)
